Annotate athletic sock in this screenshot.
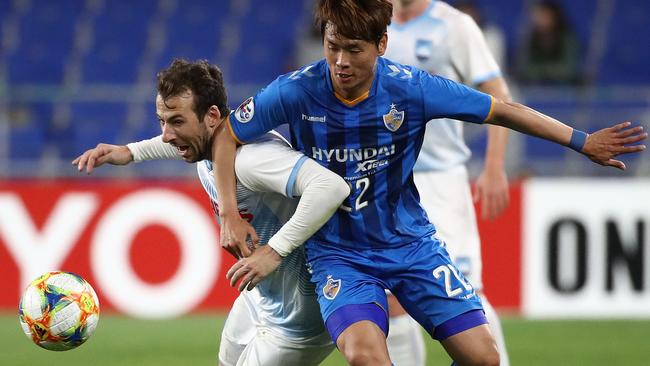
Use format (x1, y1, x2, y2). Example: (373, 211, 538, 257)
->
(386, 313, 426, 366)
(482, 294, 510, 366)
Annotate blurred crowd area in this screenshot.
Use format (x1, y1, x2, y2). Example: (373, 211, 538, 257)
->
(1, 0, 648, 178)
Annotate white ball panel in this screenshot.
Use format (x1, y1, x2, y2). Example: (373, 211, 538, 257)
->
(21, 287, 44, 319)
(49, 303, 81, 336)
(85, 314, 99, 336)
(47, 273, 84, 293)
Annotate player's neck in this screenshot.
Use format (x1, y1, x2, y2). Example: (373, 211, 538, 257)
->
(206, 116, 230, 163)
(331, 77, 374, 106)
(393, 0, 431, 24)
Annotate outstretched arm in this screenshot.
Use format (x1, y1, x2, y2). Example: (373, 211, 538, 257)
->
(72, 136, 180, 174)
(73, 144, 133, 174)
(487, 100, 647, 170)
(211, 121, 259, 259)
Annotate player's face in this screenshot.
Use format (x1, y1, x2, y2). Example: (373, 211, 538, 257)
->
(156, 91, 218, 163)
(532, 5, 556, 32)
(323, 24, 387, 100)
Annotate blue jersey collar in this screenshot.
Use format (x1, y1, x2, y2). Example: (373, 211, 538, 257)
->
(324, 58, 380, 108)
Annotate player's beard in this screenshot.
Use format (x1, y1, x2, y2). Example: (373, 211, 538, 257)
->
(189, 132, 212, 163)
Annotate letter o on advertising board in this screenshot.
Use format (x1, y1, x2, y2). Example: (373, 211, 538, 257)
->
(91, 189, 219, 318)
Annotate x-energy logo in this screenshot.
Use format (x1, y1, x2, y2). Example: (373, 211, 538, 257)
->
(355, 159, 389, 173)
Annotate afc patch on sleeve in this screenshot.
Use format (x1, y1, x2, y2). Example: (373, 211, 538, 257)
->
(234, 96, 255, 123)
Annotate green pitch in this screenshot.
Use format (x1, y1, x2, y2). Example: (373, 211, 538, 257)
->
(1, 313, 649, 365)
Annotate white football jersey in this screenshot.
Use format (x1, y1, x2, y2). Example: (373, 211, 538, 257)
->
(385, 0, 501, 171)
(197, 134, 325, 339)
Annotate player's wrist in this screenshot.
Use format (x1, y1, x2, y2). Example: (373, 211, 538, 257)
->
(263, 244, 283, 261)
(483, 158, 505, 171)
(568, 128, 588, 152)
(267, 237, 291, 257)
(125, 143, 139, 162)
(218, 207, 240, 219)
(121, 145, 134, 163)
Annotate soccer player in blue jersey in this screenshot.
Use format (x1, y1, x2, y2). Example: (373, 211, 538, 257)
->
(213, 1, 647, 365)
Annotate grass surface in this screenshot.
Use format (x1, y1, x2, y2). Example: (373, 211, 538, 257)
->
(2, 313, 649, 365)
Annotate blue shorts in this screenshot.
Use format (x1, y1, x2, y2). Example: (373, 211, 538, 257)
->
(306, 235, 484, 339)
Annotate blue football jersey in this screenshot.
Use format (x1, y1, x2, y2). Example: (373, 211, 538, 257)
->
(229, 57, 493, 249)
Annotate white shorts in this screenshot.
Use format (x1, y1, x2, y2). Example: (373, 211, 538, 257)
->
(414, 165, 483, 290)
(218, 295, 334, 366)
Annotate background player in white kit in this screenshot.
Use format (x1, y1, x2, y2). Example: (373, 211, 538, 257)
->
(384, 1, 512, 365)
(73, 59, 349, 366)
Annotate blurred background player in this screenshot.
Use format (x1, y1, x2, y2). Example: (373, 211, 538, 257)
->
(214, 1, 646, 365)
(455, 1, 506, 69)
(515, 0, 582, 85)
(385, 1, 512, 365)
(73, 59, 349, 366)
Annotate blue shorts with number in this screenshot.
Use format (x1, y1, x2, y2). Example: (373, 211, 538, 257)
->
(305, 235, 483, 336)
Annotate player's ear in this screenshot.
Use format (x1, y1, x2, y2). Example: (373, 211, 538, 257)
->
(377, 32, 388, 56)
(205, 105, 222, 128)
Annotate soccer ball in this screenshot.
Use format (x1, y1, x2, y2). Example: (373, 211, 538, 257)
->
(18, 271, 100, 351)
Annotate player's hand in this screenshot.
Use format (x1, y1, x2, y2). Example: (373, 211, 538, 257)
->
(474, 165, 509, 220)
(226, 245, 282, 291)
(72, 143, 133, 174)
(581, 122, 647, 170)
(219, 212, 259, 259)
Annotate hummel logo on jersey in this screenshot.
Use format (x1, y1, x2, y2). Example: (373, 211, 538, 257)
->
(301, 114, 326, 123)
(383, 103, 404, 132)
(387, 64, 413, 79)
(289, 65, 316, 80)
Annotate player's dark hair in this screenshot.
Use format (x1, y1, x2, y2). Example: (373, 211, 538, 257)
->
(315, 0, 392, 45)
(157, 59, 229, 121)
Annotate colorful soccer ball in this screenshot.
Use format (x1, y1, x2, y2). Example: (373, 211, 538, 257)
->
(18, 271, 100, 351)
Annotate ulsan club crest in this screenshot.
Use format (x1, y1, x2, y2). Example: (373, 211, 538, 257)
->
(383, 103, 404, 132)
(323, 275, 341, 300)
(235, 97, 255, 123)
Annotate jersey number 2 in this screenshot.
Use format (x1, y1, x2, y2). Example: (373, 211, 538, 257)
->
(340, 177, 370, 212)
(433, 264, 473, 297)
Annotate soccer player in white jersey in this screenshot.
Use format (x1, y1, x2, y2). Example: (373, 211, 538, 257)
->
(72, 59, 350, 366)
(384, 1, 512, 365)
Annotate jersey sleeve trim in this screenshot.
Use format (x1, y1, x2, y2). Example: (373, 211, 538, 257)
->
(285, 155, 309, 198)
(226, 115, 245, 145)
(483, 95, 495, 123)
(472, 71, 502, 86)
